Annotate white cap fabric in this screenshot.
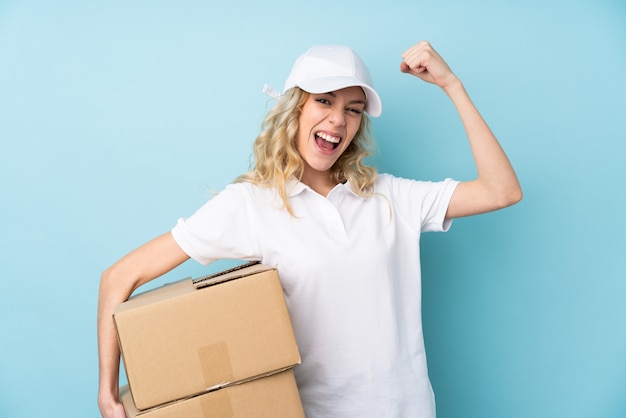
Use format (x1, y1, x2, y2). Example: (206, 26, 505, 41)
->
(283, 45, 382, 117)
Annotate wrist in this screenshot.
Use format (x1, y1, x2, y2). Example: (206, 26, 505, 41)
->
(98, 379, 120, 403)
(441, 76, 464, 97)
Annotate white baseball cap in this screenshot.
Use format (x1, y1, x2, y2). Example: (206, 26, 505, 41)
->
(282, 45, 382, 117)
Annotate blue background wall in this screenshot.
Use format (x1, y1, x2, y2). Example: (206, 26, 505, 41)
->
(1, 0, 624, 417)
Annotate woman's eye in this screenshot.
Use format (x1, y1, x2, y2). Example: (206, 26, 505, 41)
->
(347, 107, 363, 115)
(316, 98, 331, 105)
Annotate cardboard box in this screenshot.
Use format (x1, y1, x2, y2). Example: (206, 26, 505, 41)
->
(120, 369, 305, 418)
(114, 262, 301, 410)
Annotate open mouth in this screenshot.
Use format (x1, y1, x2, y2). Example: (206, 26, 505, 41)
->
(315, 132, 341, 151)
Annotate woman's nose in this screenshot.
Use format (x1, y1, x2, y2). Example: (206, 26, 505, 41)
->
(328, 106, 346, 126)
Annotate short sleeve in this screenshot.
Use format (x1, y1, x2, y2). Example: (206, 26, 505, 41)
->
(170, 183, 261, 265)
(381, 174, 460, 234)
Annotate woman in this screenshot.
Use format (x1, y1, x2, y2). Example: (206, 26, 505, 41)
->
(98, 41, 522, 417)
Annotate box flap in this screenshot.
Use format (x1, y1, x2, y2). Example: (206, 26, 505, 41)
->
(192, 261, 272, 289)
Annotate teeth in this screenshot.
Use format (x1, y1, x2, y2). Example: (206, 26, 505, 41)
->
(316, 132, 340, 144)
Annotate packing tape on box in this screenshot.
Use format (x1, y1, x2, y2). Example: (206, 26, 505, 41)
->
(200, 389, 233, 418)
(198, 342, 235, 389)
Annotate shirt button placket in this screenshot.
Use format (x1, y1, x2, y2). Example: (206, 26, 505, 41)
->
(324, 202, 347, 240)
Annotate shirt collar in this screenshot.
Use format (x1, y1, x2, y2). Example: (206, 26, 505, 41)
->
(286, 178, 307, 197)
(286, 178, 363, 199)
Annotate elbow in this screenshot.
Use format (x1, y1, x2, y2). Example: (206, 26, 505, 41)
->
(99, 266, 120, 301)
(99, 266, 114, 293)
(513, 185, 523, 205)
(99, 264, 139, 303)
(498, 184, 523, 209)
(100, 265, 123, 290)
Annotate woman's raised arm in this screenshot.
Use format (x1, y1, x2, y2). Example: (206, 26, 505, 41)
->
(400, 41, 522, 218)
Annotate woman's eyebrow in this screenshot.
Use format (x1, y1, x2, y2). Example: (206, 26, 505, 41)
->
(324, 91, 366, 105)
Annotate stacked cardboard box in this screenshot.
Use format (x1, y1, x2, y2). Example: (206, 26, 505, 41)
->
(119, 369, 303, 418)
(113, 262, 304, 417)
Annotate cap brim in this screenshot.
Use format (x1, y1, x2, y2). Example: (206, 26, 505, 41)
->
(293, 77, 382, 117)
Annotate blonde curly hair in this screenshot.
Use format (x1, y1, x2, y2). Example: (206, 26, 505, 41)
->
(235, 87, 377, 215)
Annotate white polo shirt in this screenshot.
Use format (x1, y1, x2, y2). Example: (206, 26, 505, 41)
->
(171, 173, 459, 418)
